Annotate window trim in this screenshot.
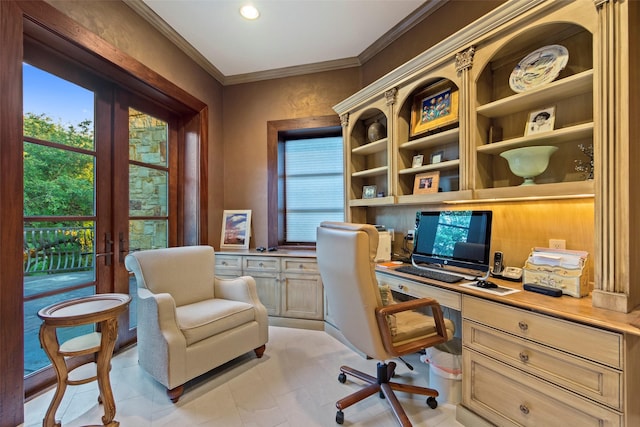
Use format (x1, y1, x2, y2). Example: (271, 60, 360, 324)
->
(267, 115, 342, 248)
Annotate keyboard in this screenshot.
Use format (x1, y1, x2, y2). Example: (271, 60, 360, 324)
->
(395, 265, 463, 283)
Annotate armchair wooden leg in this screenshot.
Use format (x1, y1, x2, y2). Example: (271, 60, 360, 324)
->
(167, 385, 184, 403)
(254, 344, 266, 358)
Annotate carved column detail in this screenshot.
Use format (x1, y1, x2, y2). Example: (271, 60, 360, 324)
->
(384, 88, 397, 106)
(340, 113, 349, 128)
(456, 47, 475, 190)
(455, 46, 475, 74)
(592, 0, 635, 312)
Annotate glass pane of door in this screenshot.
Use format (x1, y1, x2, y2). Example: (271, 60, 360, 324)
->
(127, 108, 170, 328)
(23, 64, 97, 376)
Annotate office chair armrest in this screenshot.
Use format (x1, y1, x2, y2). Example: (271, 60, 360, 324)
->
(375, 297, 450, 356)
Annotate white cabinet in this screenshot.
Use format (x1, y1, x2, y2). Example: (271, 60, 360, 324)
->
(462, 296, 623, 426)
(334, 0, 600, 220)
(214, 254, 242, 278)
(216, 253, 323, 321)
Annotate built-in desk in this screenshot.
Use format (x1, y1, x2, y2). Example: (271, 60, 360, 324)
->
(376, 266, 640, 427)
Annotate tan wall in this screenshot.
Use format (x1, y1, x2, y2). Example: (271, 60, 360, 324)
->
(361, 0, 507, 85)
(46, 0, 508, 248)
(222, 69, 361, 247)
(46, 0, 225, 245)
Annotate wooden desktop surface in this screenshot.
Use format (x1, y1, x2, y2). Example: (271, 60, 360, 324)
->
(377, 264, 640, 336)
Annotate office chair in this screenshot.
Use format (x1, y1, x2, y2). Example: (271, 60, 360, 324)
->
(317, 221, 454, 427)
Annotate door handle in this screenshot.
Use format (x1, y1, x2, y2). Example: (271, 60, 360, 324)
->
(95, 232, 114, 266)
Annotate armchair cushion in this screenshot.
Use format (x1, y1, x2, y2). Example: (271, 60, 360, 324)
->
(176, 299, 256, 346)
(394, 311, 454, 344)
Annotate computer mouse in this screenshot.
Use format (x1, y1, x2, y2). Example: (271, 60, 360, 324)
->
(476, 280, 498, 289)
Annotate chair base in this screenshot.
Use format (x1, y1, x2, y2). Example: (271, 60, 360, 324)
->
(335, 361, 438, 427)
(166, 344, 267, 403)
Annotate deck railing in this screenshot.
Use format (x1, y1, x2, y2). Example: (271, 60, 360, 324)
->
(23, 227, 94, 275)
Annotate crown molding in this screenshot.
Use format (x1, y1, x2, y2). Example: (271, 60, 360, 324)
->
(223, 58, 361, 86)
(124, 0, 446, 86)
(358, 0, 449, 65)
(123, 0, 226, 83)
(333, 0, 549, 114)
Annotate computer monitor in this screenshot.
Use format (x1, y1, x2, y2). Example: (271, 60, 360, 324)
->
(412, 210, 493, 279)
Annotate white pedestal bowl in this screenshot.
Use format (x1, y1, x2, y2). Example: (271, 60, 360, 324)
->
(500, 145, 558, 186)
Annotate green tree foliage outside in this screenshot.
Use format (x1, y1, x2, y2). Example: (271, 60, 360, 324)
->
(23, 112, 94, 218)
(23, 113, 95, 273)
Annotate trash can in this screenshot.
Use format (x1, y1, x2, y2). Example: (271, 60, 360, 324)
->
(420, 337, 462, 404)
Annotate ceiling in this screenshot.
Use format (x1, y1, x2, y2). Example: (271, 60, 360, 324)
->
(126, 0, 446, 85)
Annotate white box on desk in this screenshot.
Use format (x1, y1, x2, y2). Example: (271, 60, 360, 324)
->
(523, 250, 590, 298)
(375, 231, 391, 262)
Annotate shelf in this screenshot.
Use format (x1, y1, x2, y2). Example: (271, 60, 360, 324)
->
(477, 122, 593, 155)
(473, 180, 594, 201)
(400, 128, 459, 150)
(59, 332, 102, 356)
(349, 196, 396, 207)
(476, 70, 593, 118)
(352, 166, 388, 178)
(352, 138, 388, 155)
(399, 159, 460, 175)
(396, 190, 473, 205)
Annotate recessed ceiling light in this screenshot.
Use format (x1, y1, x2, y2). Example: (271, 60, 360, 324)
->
(240, 4, 260, 20)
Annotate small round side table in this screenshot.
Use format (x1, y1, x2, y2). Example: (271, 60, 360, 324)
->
(38, 293, 131, 427)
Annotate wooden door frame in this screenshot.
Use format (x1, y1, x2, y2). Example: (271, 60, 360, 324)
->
(1, 2, 210, 424)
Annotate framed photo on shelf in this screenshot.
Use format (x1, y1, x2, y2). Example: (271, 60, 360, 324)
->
(410, 80, 459, 137)
(412, 154, 424, 168)
(525, 106, 556, 136)
(220, 210, 252, 249)
(362, 185, 377, 199)
(430, 150, 444, 164)
(413, 171, 440, 195)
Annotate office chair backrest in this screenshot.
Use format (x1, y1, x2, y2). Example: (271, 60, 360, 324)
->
(317, 221, 390, 361)
(125, 245, 215, 307)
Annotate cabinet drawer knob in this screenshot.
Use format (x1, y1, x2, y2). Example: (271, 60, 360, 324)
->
(519, 404, 530, 415)
(222, 261, 228, 266)
(259, 262, 264, 267)
(299, 264, 304, 269)
(518, 351, 529, 362)
(518, 321, 528, 331)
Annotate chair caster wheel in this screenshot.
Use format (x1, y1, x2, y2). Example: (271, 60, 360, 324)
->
(338, 373, 347, 383)
(336, 410, 344, 424)
(427, 396, 438, 409)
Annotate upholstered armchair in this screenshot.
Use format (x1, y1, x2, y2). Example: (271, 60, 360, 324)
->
(125, 245, 268, 402)
(317, 222, 454, 426)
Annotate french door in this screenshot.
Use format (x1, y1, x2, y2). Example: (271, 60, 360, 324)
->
(23, 50, 177, 392)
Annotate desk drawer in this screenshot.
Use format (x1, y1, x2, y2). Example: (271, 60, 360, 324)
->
(244, 257, 280, 272)
(215, 255, 242, 271)
(282, 257, 318, 274)
(462, 296, 622, 368)
(463, 320, 622, 409)
(463, 350, 622, 427)
(376, 273, 461, 310)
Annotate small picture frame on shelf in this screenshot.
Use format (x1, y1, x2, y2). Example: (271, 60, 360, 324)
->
(410, 80, 459, 137)
(221, 210, 252, 249)
(412, 154, 424, 168)
(413, 171, 440, 195)
(362, 185, 377, 199)
(430, 150, 444, 164)
(525, 106, 556, 136)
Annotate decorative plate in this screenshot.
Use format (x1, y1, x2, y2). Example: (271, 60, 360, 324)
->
(509, 45, 569, 93)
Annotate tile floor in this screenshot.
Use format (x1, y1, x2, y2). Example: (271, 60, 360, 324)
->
(23, 326, 464, 427)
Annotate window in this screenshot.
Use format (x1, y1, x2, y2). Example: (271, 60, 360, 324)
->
(279, 135, 344, 243)
(267, 116, 344, 247)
